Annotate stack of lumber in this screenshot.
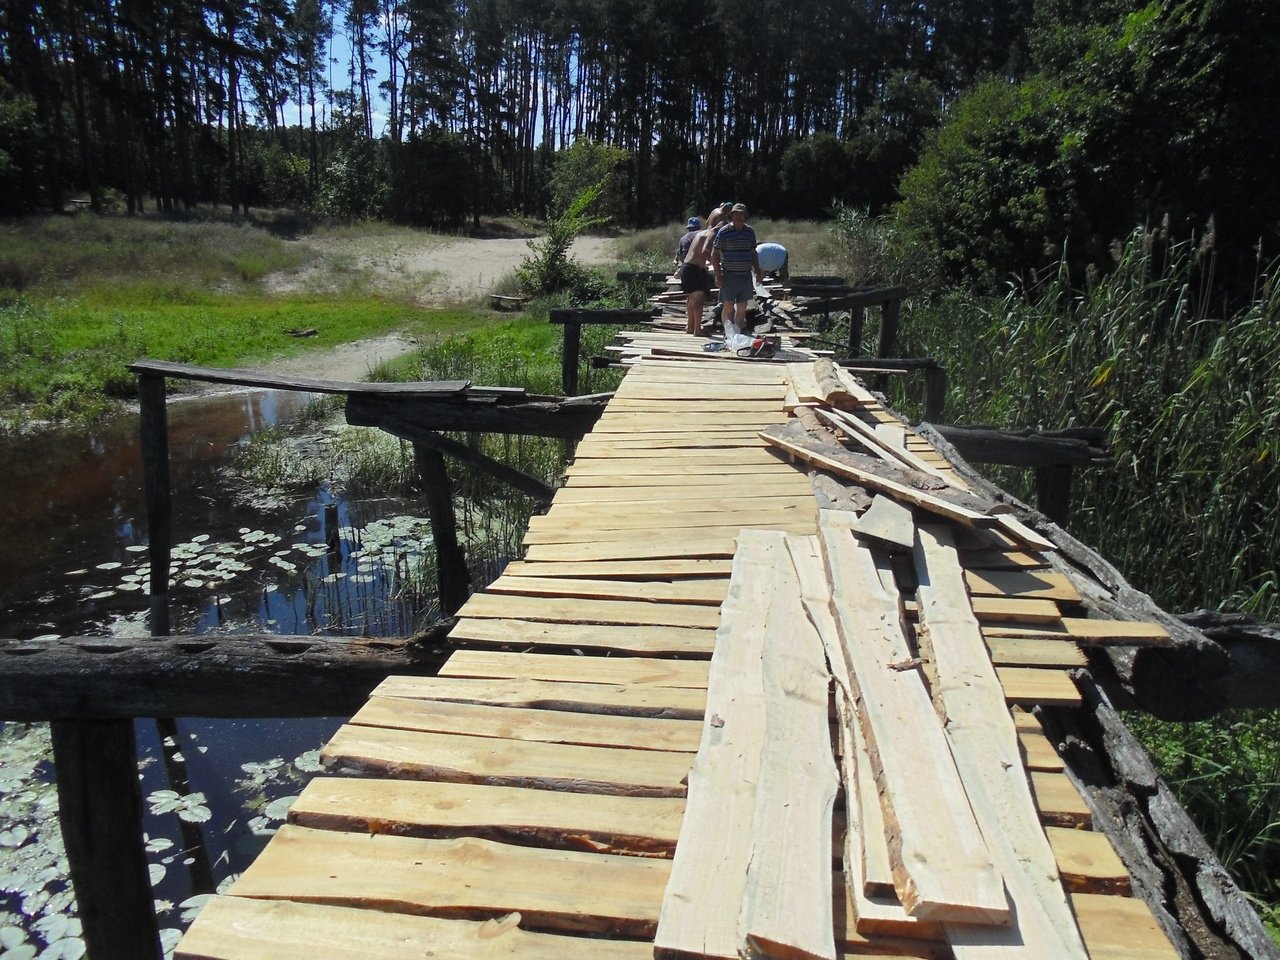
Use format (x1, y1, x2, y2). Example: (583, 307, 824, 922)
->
(176, 356, 1181, 960)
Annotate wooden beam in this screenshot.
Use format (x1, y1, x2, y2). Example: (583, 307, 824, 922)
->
(129, 358, 470, 397)
(415, 444, 470, 616)
(380, 417, 554, 503)
(0, 632, 448, 721)
(346, 393, 605, 440)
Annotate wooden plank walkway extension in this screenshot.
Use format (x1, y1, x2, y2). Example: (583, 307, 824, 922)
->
(177, 338, 1180, 960)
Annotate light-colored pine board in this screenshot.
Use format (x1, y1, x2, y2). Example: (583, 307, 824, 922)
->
(1014, 708, 1065, 772)
(1029, 771, 1093, 828)
(914, 524, 1088, 958)
(986, 636, 1088, 668)
(1047, 827, 1132, 894)
(850, 495, 916, 549)
(373, 676, 706, 720)
(994, 514, 1057, 552)
(527, 509, 816, 538)
(818, 517, 1008, 925)
(570, 446, 788, 465)
(850, 713, 896, 899)
(965, 567, 1083, 602)
(557, 480, 811, 498)
(787, 536, 945, 943)
(542, 494, 816, 516)
(289, 777, 686, 856)
(655, 530, 778, 959)
(321, 724, 692, 797)
(523, 534, 739, 562)
(499, 558, 733, 580)
(350, 694, 702, 753)
(738, 536, 839, 960)
(612, 383, 786, 401)
(574, 436, 767, 451)
(482, 573, 728, 606)
(604, 399, 787, 412)
(996, 667, 1082, 706)
(982, 618, 1171, 645)
(564, 459, 788, 478)
(439, 650, 711, 690)
(960, 549, 1052, 570)
(457, 593, 723, 629)
(590, 413, 789, 429)
(832, 365, 881, 406)
(1071, 892, 1180, 959)
(228, 825, 670, 938)
(174, 896, 655, 960)
(819, 408, 949, 481)
(522, 519, 817, 546)
(787, 361, 824, 403)
(448, 617, 716, 657)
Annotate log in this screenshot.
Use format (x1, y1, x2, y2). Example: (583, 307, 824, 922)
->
(129, 358, 469, 397)
(1038, 674, 1280, 960)
(932, 424, 1112, 468)
(0, 630, 449, 720)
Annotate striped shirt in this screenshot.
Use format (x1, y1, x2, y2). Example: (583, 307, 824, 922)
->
(713, 224, 757, 273)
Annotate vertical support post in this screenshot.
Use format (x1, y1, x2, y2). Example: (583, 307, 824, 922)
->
(877, 297, 901, 358)
(846, 305, 865, 357)
(138, 374, 171, 637)
(1034, 464, 1074, 526)
(561, 321, 581, 397)
(923, 363, 948, 423)
(51, 720, 162, 960)
(414, 444, 470, 615)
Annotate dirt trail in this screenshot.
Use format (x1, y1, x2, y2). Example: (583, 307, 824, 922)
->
(248, 233, 621, 383)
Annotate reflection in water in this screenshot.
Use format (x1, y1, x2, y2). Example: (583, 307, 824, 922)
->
(0, 387, 441, 952)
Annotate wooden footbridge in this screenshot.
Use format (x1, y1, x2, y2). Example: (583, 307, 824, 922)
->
(172, 326, 1219, 960)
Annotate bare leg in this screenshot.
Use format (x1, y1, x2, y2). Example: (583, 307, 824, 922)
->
(686, 291, 704, 335)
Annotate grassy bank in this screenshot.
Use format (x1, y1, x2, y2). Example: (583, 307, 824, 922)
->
(0, 213, 510, 428)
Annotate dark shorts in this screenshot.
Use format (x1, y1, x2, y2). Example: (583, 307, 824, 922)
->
(680, 262, 713, 295)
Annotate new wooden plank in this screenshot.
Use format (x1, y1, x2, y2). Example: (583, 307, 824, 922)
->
(439, 650, 710, 690)
(913, 524, 1088, 958)
(997, 666, 1082, 706)
(1029, 771, 1093, 828)
(786, 536, 945, 943)
(590, 414, 789, 429)
(910, 594, 1063, 623)
(522, 519, 818, 545)
(543, 494, 816, 517)
(227, 825, 670, 938)
(818, 409, 948, 481)
(175, 896, 654, 960)
(321, 724, 692, 797)
(604, 399, 787, 412)
(965, 567, 1083, 602)
(960, 549, 1052, 570)
(289, 777, 686, 855)
(373, 676, 706, 720)
(1013, 708, 1064, 772)
(986, 635, 1088, 667)
(982, 618, 1171, 645)
(448, 617, 715, 657)
(612, 382, 786, 401)
(1071, 893, 1180, 959)
(787, 362, 824, 403)
(571, 446, 788, 465)
(457, 593, 723, 629)
(850, 495, 916, 549)
(557, 480, 811, 498)
(564, 460, 789, 478)
(574, 436, 768, 451)
(738, 536, 839, 960)
(818, 517, 1008, 925)
(523, 534, 739, 562)
(350, 694, 702, 753)
(1047, 827, 1132, 894)
(529, 507, 816, 535)
(499, 558, 733, 580)
(655, 530, 779, 959)
(850, 715, 896, 899)
(483, 574, 727, 606)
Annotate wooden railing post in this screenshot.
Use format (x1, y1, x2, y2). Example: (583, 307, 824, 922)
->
(560, 320, 581, 396)
(923, 363, 948, 423)
(414, 443, 470, 616)
(1035, 464, 1074, 526)
(138, 374, 171, 636)
(877, 297, 901, 359)
(846, 305, 865, 356)
(51, 719, 162, 960)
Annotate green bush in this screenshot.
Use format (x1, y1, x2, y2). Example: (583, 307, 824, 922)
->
(548, 140, 630, 222)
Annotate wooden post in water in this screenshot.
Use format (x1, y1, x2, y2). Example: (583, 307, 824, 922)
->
(50, 719, 162, 960)
(414, 443, 470, 615)
(138, 374, 172, 636)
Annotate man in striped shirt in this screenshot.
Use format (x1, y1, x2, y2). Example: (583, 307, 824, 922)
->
(711, 202, 765, 337)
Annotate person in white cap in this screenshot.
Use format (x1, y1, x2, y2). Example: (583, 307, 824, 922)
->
(711, 202, 765, 337)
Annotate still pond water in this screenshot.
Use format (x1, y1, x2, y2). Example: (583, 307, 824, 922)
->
(0, 390, 446, 956)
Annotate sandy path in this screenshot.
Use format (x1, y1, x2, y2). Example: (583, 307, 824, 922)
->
(234, 232, 622, 384)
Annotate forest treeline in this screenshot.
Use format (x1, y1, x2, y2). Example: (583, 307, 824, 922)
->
(3, 0, 1280, 289)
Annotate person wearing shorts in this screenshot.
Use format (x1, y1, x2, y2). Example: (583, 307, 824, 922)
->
(711, 203, 765, 338)
(680, 209, 723, 335)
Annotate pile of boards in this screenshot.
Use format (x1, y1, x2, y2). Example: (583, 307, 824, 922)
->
(174, 351, 1181, 960)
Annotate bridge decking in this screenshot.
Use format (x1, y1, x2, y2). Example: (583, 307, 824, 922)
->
(176, 340, 1179, 960)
